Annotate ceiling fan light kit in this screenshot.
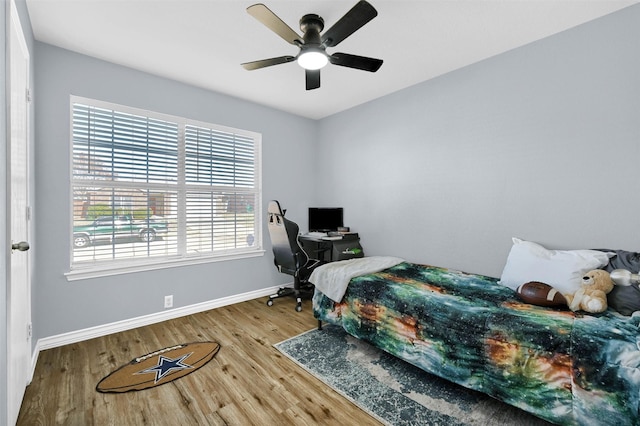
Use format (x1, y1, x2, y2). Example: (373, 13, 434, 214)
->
(298, 50, 328, 70)
(242, 0, 383, 90)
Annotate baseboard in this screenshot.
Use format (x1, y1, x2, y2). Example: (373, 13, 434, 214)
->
(29, 282, 293, 382)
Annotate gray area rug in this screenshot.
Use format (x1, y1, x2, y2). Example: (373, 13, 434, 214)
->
(274, 324, 551, 426)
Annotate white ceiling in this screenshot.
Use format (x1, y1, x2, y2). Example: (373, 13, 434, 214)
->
(26, 0, 638, 120)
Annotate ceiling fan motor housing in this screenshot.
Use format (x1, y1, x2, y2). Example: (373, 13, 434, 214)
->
(300, 14, 324, 47)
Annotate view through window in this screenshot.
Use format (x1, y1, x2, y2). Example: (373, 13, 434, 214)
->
(70, 97, 262, 275)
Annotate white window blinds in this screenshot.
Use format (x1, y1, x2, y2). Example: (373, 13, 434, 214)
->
(70, 97, 262, 277)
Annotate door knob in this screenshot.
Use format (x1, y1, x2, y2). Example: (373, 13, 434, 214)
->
(11, 241, 30, 252)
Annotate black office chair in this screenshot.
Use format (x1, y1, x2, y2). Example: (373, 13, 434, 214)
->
(266, 200, 322, 312)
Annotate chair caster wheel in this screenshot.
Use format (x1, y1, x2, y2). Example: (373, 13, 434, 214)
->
(267, 299, 274, 307)
(295, 304, 302, 312)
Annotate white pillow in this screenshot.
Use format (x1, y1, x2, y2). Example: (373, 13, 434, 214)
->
(498, 237, 613, 295)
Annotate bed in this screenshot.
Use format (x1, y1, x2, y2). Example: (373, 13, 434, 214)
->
(311, 248, 640, 426)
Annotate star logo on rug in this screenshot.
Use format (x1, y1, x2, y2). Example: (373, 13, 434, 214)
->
(136, 352, 194, 383)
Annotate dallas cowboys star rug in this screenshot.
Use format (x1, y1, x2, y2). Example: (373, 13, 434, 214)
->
(96, 342, 220, 393)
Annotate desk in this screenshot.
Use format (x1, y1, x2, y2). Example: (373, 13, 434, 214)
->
(299, 233, 363, 262)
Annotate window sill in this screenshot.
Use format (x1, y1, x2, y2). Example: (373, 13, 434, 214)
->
(65, 250, 266, 282)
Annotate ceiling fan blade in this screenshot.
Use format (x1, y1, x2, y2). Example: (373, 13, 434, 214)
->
(242, 56, 296, 70)
(306, 69, 320, 90)
(329, 52, 383, 72)
(247, 4, 302, 45)
(321, 0, 377, 48)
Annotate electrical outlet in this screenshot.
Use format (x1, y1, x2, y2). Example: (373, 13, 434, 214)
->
(164, 295, 173, 309)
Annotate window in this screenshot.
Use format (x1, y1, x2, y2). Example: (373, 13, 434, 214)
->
(68, 96, 262, 280)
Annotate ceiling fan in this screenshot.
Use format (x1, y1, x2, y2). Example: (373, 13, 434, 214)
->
(241, 1, 383, 90)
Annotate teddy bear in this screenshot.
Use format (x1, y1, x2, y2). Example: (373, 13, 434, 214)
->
(564, 269, 614, 313)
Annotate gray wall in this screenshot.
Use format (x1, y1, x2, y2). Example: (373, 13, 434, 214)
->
(27, 4, 640, 342)
(33, 43, 318, 340)
(317, 5, 640, 278)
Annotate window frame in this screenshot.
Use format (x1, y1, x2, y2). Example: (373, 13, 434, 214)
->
(66, 96, 263, 281)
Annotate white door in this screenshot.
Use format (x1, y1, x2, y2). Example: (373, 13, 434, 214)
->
(7, 1, 33, 424)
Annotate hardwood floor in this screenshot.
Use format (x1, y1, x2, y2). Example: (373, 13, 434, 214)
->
(18, 297, 381, 425)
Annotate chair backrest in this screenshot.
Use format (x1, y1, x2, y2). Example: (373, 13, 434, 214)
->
(267, 200, 307, 275)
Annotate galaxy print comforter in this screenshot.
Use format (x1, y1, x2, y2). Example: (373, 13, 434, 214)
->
(312, 262, 640, 426)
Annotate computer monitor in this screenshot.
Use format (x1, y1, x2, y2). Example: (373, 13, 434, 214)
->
(308, 207, 344, 232)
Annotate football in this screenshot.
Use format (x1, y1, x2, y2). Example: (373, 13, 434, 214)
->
(96, 341, 220, 393)
(516, 281, 568, 307)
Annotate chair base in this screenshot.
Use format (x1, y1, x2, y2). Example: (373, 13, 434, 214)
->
(266, 283, 314, 312)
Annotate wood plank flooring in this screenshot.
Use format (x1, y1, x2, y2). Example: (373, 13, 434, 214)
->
(18, 297, 381, 425)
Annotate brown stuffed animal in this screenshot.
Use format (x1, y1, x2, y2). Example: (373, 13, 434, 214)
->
(565, 270, 614, 313)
